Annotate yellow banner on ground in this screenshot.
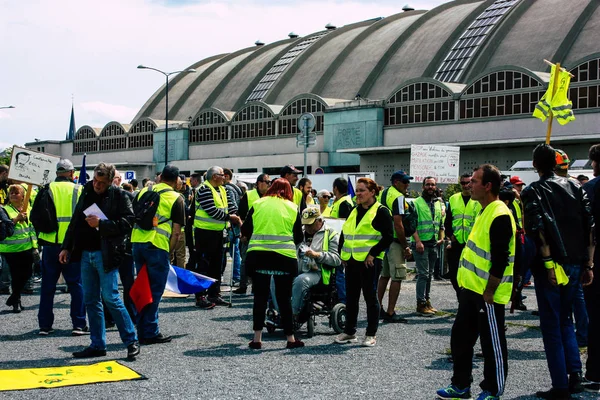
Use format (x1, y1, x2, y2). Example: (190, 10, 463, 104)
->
(0, 361, 144, 391)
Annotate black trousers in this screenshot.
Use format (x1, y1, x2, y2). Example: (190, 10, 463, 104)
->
(344, 258, 380, 337)
(3, 250, 34, 306)
(585, 271, 600, 382)
(194, 228, 224, 298)
(451, 289, 508, 397)
(238, 240, 249, 288)
(252, 273, 294, 336)
(185, 223, 195, 269)
(447, 242, 465, 299)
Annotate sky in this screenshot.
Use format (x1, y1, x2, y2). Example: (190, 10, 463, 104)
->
(0, 0, 451, 151)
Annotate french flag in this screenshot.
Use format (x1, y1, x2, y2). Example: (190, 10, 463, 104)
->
(130, 265, 216, 313)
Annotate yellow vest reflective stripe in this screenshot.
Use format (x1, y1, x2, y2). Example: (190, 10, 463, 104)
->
(248, 196, 298, 258)
(383, 185, 406, 239)
(247, 189, 260, 210)
(340, 202, 385, 261)
(457, 200, 516, 305)
(330, 195, 353, 218)
(552, 70, 575, 125)
(194, 183, 228, 231)
(448, 193, 481, 244)
(414, 197, 442, 241)
(38, 181, 82, 244)
(319, 228, 334, 285)
(293, 187, 303, 208)
(0, 205, 37, 252)
(131, 183, 180, 252)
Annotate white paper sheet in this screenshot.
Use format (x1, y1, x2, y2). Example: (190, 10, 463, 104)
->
(83, 203, 108, 220)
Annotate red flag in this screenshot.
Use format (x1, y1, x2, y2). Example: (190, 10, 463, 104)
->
(130, 264, 153, 313)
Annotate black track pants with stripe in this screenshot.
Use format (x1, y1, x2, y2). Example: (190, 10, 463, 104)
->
(451, 288, 508, 397)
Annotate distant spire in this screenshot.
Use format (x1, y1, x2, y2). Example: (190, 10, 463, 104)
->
(66, 98, 76, 140)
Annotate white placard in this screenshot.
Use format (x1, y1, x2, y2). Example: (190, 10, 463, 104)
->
(409, 144, 460, 185)
(8, 146, 61, 186)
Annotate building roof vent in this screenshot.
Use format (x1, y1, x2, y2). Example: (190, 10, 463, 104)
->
(325, 23, 336, 30)
(255, 40, 265, 46)
(288, 32, 299, 39)
(402, 4, 415, 12)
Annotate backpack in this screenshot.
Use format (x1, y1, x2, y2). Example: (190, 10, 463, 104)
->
(132, 185, 173, 230)
(0, 205, 15, 241)
(30, 184, 58, 234)
(402, 201, 418, 237)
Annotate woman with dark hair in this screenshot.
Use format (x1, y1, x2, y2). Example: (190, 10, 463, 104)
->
(242, 178, 304, 349)
(335, 177, 393, 347)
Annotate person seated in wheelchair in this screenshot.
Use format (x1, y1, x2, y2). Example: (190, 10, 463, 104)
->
(292, 206, 342, 322)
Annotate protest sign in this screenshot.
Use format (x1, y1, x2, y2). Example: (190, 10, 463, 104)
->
(410, 144, 460, 184)
(8, 146, 60, 186)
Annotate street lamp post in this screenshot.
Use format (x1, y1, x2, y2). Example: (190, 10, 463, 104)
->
(0, 106, 15, 110)
(137, 66, 196, 165)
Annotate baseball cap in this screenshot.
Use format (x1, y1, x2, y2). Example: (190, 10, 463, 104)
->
(555, 149, 571, 170)
(56, 159, 74, 172)
(301, 206, 321, 225)
(390, 170, 413, 183)
(509, 176, 525, 186)
(280, 164, 302, 176)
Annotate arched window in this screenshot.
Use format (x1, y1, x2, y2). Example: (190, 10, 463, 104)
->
(73, 127, 98, 153)
(231, 104, 276, 140)
(99, 123, 127, 151)
(385, 82, 455, 126)
(129, 119, 156, 149)
(460, 69, 544, 119)
(569, 57, 600, 110)
(279, 96, 325, 135)
(189, 110, 228, 143)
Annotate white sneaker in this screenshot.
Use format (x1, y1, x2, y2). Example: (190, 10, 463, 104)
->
(362, 336, 377, 347)
(334, 333, 358, 344)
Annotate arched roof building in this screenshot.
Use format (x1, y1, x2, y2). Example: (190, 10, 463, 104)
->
(28, 0, 600, 183)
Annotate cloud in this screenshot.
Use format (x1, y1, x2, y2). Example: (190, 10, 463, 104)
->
(80, 102, 139, 126)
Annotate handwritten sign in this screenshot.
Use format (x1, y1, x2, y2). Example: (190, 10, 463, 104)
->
(409, 144, 460, 184)
(8, 146, 61, 186)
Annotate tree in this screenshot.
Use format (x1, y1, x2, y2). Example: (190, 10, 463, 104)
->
(0, 146, 12, 166)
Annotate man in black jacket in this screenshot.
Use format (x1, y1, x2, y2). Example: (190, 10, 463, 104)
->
(59, 163, 140, 359)
(522, 144, 594, 399)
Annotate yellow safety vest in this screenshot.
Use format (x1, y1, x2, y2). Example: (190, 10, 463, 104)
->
(448, 193, 481, 244)
(382, 185, 408, 239)
(414, 196, 442, 241)
(38, 181, 82, 244)
(194, 182, 228, 231)
(247, 189, 260, 210)
(457, 200, 516, 305)
(0, 204, 37, 253)
(0, 187, 7, 206)
(248, 196, 298, 258)
(293, 187, 303, 208)
(320, 228, 335, 285)
(330, 195, 354, 218)
(131, 183, 180, 252)
(321, 206, 332, 218)
(533, 65, 575, 125)
(340, 202, 386, 261)
(512, 199, 522, 228)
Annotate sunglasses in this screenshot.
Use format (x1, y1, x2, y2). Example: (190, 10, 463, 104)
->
(460, 181, 470, 185)
(321, 195, 331, 199)
(260, 180, 271, 185)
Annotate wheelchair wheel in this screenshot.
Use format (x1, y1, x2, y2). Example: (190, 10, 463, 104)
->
(330, 303, 346, 334)
(307, 317, 315, 338)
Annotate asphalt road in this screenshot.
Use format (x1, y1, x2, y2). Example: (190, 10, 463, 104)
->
(0, 266, 596, 400)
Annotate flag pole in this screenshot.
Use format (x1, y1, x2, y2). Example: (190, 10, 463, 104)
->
(543, 60, 574, 144)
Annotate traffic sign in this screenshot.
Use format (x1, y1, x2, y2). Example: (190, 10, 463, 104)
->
(124, 171, 136, 181)
(298, 113, 316, 134)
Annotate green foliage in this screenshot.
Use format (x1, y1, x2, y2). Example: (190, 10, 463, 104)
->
(444, 183, 462, 199)
(0, 147, 12, 166)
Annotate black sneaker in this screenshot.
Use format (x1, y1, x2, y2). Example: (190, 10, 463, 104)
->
(72, 326, 90, 336)
(569, 372, 583, 394)
(127, 341, 140, 358)
(209, 296, 231, 306)
(38, 328, 55, 336)
(379, 309, 386, 320)
(383, 312, 408, 323)
(140, 333, 172, 345)
(232, 286, 247, 295)
(583, 380, 600, 393)
(535, 388, 571, 399)
(73, 347, 107, 358)
(195, 296, 216, 309)
(286, 339, 305, 349)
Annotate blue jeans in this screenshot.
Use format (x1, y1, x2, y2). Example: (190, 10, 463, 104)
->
(228, 233, 241, 282)
(80, 250, 137, 350)
(413, 245, 438, 303)
(132, 242, 170, 339)
(38, 244, 86, 330)
(336, 265, 346, 304)
(534, 263, 583, 389)
(572, 281, 589, 347)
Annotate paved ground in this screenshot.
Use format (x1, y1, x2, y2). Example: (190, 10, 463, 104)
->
(0, 265, 596, 400)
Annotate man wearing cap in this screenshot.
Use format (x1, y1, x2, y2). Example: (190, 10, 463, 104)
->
(281, 165, 303, 208)
(33, 159, 87, 336)
(193, 166, 241, 308)
(131, 164, 185, 345)
(445, 173, 481, 299)
(377, 170, 413, 323)
(292, 206, 341, 318)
